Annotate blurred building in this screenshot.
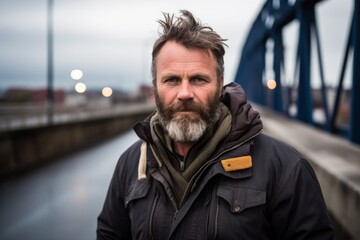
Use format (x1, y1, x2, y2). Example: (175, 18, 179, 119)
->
(1, 88, 65, 104)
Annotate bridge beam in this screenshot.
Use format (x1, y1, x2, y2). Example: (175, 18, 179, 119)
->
(350, 0, 360, 143)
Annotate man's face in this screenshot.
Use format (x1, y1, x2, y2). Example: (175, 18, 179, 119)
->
(154, 40, 223, 143)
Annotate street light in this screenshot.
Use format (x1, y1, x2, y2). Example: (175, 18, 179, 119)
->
(47, 0, 54, 124)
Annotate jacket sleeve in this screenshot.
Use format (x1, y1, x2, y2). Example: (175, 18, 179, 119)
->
(269, 158, 333, 239)
(97, 153, 133, 240)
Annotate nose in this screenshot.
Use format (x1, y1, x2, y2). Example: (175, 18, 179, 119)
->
(177, 81, 194, 100)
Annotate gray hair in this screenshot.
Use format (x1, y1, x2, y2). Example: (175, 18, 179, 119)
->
(151, 10, 228, 85)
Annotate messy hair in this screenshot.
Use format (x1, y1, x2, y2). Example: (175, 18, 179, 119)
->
(151, 10, 228, 83)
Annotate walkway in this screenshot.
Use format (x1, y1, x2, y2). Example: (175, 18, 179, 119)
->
(0, 130, 139, 240)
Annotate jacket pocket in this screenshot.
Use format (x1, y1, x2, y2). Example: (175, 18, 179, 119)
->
(217, 186, 266, 213)
(124, 181, 153, 239)
(124, 180, 151, 208)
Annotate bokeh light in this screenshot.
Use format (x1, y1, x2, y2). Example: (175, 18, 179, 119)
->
(75, 82, 87, 93)
(267, 79, 277, 90)
(71, 69, 83, 80)
(102, 87, 113, 97)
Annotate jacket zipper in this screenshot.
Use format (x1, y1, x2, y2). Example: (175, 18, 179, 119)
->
(179, 160, 185, 171)
(175, 156, 185, 171)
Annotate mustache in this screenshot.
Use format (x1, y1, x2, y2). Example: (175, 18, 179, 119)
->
(169, 100, 206, 113)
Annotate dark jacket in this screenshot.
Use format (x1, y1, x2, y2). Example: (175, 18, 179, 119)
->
(97, 83, 333, 239)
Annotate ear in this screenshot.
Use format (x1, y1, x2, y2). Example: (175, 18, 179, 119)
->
(219, 78, 224, 97)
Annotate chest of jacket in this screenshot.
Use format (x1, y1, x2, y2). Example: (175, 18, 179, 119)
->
(124, 143, 272, 240)
(125, 174, 270, 240)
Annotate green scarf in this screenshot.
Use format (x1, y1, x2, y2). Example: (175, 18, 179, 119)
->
(150, 103, 232, 205)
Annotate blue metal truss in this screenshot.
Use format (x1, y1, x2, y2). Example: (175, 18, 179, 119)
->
(235, 0, 360, 145)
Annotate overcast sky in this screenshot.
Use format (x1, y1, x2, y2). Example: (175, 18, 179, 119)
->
(0, 0, 354, 92)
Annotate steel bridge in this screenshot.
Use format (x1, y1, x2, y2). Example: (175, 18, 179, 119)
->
(235, 0, 360, 145)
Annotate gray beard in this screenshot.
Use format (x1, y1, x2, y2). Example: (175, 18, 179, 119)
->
(154, 85, 223, 143)
(165, 118, 207, 143)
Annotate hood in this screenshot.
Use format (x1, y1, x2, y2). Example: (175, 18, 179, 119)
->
(220, 82, 263, 146)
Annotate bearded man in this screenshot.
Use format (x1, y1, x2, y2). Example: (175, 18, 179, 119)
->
(97, 10, 333, 239)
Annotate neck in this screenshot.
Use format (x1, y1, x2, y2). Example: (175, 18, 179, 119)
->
(173, 141, 194, 157)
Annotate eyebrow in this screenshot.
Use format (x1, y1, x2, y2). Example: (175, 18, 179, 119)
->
(190, 73, 210, 79)
(160, 74, 180, 81)
(160, 72, 210, 80)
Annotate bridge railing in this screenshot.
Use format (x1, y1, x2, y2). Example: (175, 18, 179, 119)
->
(0, 102, 155, 131)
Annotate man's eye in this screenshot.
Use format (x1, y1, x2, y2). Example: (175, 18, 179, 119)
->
(192, 77, 207, 84)
(165, 78, 179, 84)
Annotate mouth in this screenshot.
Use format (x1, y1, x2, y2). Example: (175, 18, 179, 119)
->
(178, 110, 194, 113)
(175, 111, 194, 116)
(174, 110, 197, 118)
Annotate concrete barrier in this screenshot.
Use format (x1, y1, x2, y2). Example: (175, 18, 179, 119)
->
(253, 104, 360, 240)
(0, 104, 155, 179)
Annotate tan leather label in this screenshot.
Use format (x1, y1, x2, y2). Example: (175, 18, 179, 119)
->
(221, 156, 252, 172)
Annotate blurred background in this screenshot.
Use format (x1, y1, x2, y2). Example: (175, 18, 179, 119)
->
(0, 0, 359, 239)
(0, 0, 264, 120)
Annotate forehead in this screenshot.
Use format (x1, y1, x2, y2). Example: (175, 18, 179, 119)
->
(156, 41, 217, 73)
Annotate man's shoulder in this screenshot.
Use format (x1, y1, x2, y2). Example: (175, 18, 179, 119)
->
(116, 139, 144, 168)
(111, 139, 145, 184)
(252, 133, 305, 166)
(250, 133, 318, 192)
(255, 132, 302, 152)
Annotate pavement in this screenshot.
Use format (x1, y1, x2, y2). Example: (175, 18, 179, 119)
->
(0, 130, 139, 240)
